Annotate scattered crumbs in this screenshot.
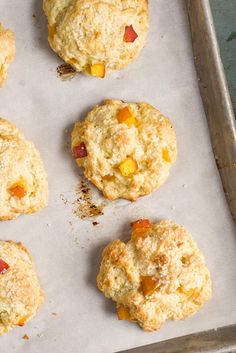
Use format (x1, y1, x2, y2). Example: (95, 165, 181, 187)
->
(170, 206, 175, 210)
(51, 312, 57, 316)
(182, 184, 186, 188)
(60, 193, 69, 205)
(22, 334, 29, 340)
(92, 221, 99, 226)
(56, 64, 76, 81)
(72, 180, 104, 220)
(37, 332, 44, 338)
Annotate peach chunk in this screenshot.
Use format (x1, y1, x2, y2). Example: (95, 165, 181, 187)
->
(117, 107, 137, 126)
(72, 142, 88, 159)
(162, 147, 171, 163)
(90, 64, 106, 78)
(9, 183, 26, 199)
(141, 276, 158, 296)
(117, 305, 131, 321)
(17, 316, 28, 326)
(0, 259, 9, 274)
(119, 157, 138, 176)
(131, 219, 151, 229)
(124, 25, 138, 43)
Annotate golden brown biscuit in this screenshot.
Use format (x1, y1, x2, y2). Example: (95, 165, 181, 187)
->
(0, 241, 44, 335)
(71, 100, 177, 201)
(97, 219, 212, 331)
(0, 22, 15, 87)
(43, 0, 149, 77)
(0, 118, 48, 221)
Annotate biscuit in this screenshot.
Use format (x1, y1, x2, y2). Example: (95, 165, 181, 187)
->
(71, 100, 177, 201)
(0, 22, 15, 87)
(43, 0, 149, 77)
(97, 219, 212, 331)
(0, 118, 48, 221)
(0, 241, 44, 335)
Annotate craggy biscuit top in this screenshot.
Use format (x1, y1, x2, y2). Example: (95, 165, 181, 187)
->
(72, 100, 177, 200)
(97, 219, 212, 331)
(0, 22, 15, 87)
(0, 241, 44, 336)
(43, 0, 149, 76)
(0, 118, 48, 220)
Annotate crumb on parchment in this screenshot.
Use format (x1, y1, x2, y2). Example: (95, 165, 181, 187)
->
(22, 334, 29, 340)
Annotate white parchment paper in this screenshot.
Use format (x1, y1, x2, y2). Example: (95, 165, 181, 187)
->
(0, 1, 236, 352)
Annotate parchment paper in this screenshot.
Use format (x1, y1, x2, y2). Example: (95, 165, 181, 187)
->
(0, 1, 236, 353)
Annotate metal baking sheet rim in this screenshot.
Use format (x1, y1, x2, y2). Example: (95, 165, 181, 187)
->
(187, 0, 236, 223)
(118, 1, 236, 352)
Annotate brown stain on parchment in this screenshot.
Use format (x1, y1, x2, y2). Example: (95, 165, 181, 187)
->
(72, 181, 104, 219)
(60, 181, 104, 221)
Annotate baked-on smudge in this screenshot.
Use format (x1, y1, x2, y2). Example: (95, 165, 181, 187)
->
(72, 180, 104, 219)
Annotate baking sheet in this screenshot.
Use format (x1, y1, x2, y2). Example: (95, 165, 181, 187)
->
(0, 1, 236, 353)
(187, 0, 236, 225)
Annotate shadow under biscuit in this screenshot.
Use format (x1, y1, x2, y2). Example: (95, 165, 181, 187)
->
(31, 0, 54, 59)
(86, 241, 115, 315)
